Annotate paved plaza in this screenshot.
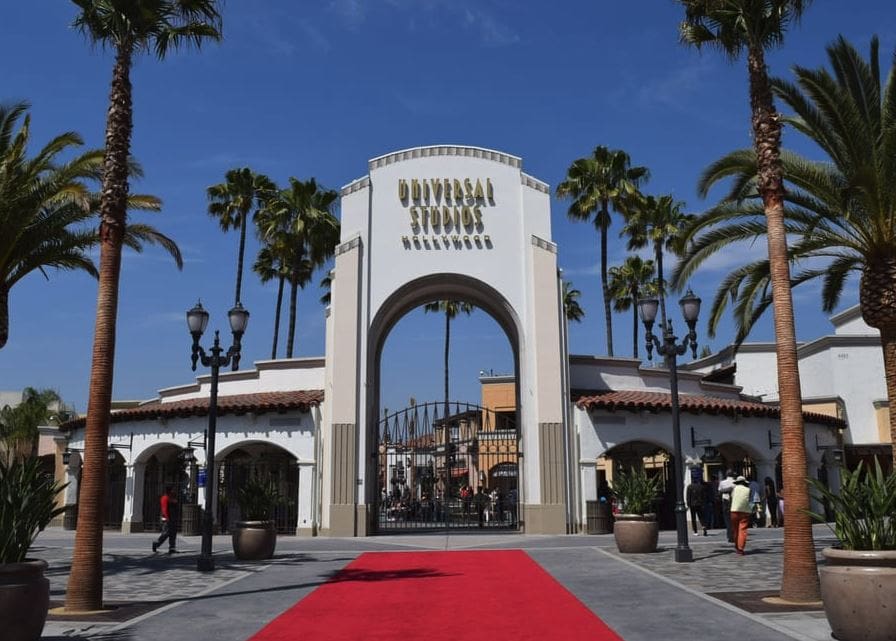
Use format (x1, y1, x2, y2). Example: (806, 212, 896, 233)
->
(39, 525, 838, 641)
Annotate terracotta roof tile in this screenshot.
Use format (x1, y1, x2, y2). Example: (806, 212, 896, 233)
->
(60, 390, 323, 431)
(574, 389, 844, 428)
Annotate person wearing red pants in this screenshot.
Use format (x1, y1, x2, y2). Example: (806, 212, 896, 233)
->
(729, 476, 752, 555)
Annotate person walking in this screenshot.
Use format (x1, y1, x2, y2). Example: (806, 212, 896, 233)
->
(729, 476, 752, 555)
(475, 486, 488, 528)
(718, 469, 736, 542)
(764, 477, 779, 527)
(152, 486, 179, 554)
(701, 478, 715, 534)
(686, 477, 706, 535)
(748, 477, 763, 527)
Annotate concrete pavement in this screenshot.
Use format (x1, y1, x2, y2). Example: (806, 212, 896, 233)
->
(36, 525, 837, 641)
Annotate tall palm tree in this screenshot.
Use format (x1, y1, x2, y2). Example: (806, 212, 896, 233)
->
(562, 281, 585, 324)
(622, 195, 693, 330)
(678, 0, 818, 602)
(556, 147, 649, 357)
(423, 300, 474, 411)
(252, 244, 288, 360)
(672, 36, 896, 468)
(67, 0, 221, 612)
(0, 102, 102, 350)
(608, 256, 656, 358)
(256, 178, 339, 358)
(207, 168, 275, 307)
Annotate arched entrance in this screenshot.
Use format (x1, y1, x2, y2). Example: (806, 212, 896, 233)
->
(104, 450, 126, 529)
(142, 445, 189, 532)
(601, 440, 676, 529)
(323, 146, 569, 536)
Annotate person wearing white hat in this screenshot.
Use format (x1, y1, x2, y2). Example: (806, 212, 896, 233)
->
(729, 476, 752, 555)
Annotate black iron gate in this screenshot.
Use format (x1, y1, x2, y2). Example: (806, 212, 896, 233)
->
(217, 455, 299, 535)
(375, 401, 520, 533)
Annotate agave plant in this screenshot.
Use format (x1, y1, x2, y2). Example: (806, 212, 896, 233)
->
(0, 457, 67, 563)
(808, 459, 896, 551)
(612, 467, 661, 515)
(237, 476, 282, 522)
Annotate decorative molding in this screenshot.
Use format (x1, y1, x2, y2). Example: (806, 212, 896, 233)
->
(340, 176, 369, 197)
(521, 172, 549, 193)
(368, 145, 522, 170)
(335, 236, 361, 256)
(531, 235, 557, 254)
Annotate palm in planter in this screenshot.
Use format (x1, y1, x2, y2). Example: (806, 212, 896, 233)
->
(612, 467, 661, 554)
(808, 460, 896, 641)
(0, 457, 67, 641)
(232, 477, 282, 560)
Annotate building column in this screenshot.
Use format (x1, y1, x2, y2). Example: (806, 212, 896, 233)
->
(296, 462, 315, 536)
(579, 460, 597, 533)
(62, 458, 81, 530)
(121, 463, 145, 533)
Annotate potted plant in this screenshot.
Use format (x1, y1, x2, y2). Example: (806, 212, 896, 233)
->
(232, 476, 281, 560)
(809, 459, 896, 641)
(611, 466, 661, 553)
(0, 457, 66, 641)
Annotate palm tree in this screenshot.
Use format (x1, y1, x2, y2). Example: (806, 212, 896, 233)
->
(424, 301, 474, 411)
(67, 0, 221, 612)
(563, 281, 585, 324)
(207, 168, 275, 306)
(0, 388, 62, 460)
(556, 147, 649, 357)
(678, 0, 818, 602)
(622, 195, 693, 330)
(256, 178, 339, 358)
(253, 244, 288, 359)
(672, 36, 896, 468)
(0, 102, 103, 350)
(608, 256, 656, 358)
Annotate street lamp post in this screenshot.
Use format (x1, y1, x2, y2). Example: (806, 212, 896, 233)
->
(638, 288, 701, 564)
(186, 301, 249, 572)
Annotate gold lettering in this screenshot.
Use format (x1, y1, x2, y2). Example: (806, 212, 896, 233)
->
(454, 206, 461, 229)
(444, 178, 451, 201)
(487, 178, 494, 201)
(399, 179, 408, 201)
(411, 179, 421, 201)
(401, 235, 410, 245)
(430, 206, 440, 228)
(473, 205, 482, 226)
(474, 179, 484, 200)
(484, 235, 491, 243)
(461, 206, 472, 226)
(431, 179, 442, 202)
(410, 206, 419, 229)
(464, 178, 473, 200)
(423, 180, 430, 201)
(453, 179, 463, 202)
(443, 206, 453, 231)
(422, 206, 429, 230)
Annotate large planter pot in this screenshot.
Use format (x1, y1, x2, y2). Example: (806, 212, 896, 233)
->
(820, 548, 896, 641)
(232, 521, 277, 560)
(0, 560, 50, 641)
(613, 514, 658, 553)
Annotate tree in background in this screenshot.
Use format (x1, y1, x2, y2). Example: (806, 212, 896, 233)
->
(0, 388, 62, 460)
(563, 281, 585, 324)
(673, 36, 896, 469)
(67, 0, 221, 612)
(608, 256, 656, 359)
(424, 301, 475, 411)
(678, 0, 818, 602)
(557, 147, 649, 357)
(253, 243, 289, 360)
(207, 168, 275, 307)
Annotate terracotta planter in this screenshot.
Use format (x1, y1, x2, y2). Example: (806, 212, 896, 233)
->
(232, 521, 277, 560)
(0, 560, 49, 641)
(820, 548, 896, 641)
(613, 514, 658, 553)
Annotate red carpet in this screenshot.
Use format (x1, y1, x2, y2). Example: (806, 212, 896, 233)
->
(248, 550, 623, 641)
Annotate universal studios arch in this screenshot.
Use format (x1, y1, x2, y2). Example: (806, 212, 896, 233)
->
(321, 145, 572, 536)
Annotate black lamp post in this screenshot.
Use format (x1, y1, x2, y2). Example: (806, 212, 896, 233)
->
(187, 301, 249, 572)
(638, 288, 701, 563)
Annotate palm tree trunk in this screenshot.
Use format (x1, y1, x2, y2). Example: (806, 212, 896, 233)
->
(748, 44, 819, 603)
(0, 283, 8, 350)
(66, 43, 133, 612)
(271, 274, 284, 359)
(600, 210, 614, 357)
(877, 325, 896, 470)
(656, 242, 668, 331)
(444, 312, 451, 412)
(632, 285, 639, 359)
(234, 209, 247, 305)
(285, 276, 298, 358)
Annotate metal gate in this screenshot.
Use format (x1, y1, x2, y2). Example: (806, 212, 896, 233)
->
(375, 401, 520, 533)
(217, 455, 299, 535)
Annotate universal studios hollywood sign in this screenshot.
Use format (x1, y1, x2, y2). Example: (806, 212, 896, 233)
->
(398, 177, 495, 250)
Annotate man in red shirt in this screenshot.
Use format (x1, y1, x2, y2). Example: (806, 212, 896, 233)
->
(152, 486, 178, 554)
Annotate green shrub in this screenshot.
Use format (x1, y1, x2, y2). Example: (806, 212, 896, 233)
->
(612, 467, 661, 515)
(0, 457, 67, 563)
(237, 476, 282, 521)
(808, 459, 896, 551)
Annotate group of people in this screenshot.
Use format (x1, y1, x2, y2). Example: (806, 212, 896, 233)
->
(381, 482, 518, 527)
(686, 470, 782, 555)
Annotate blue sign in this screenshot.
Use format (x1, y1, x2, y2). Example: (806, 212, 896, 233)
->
(197, 467, 207, 488)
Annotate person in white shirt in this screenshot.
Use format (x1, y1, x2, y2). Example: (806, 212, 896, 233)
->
(730, 476, 753, 555)
(718, 470, 736, 542)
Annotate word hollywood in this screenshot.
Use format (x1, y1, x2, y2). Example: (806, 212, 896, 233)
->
(399, 177, 495, 250)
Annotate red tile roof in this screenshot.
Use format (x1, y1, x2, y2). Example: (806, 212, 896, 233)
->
(60, 390, 323, 431)
(574, 390, 844, 428)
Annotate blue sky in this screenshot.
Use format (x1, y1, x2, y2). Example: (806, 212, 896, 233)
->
(1, 1, 892, 413)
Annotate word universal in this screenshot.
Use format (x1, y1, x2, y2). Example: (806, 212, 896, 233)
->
(399, 178, 495, 250)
